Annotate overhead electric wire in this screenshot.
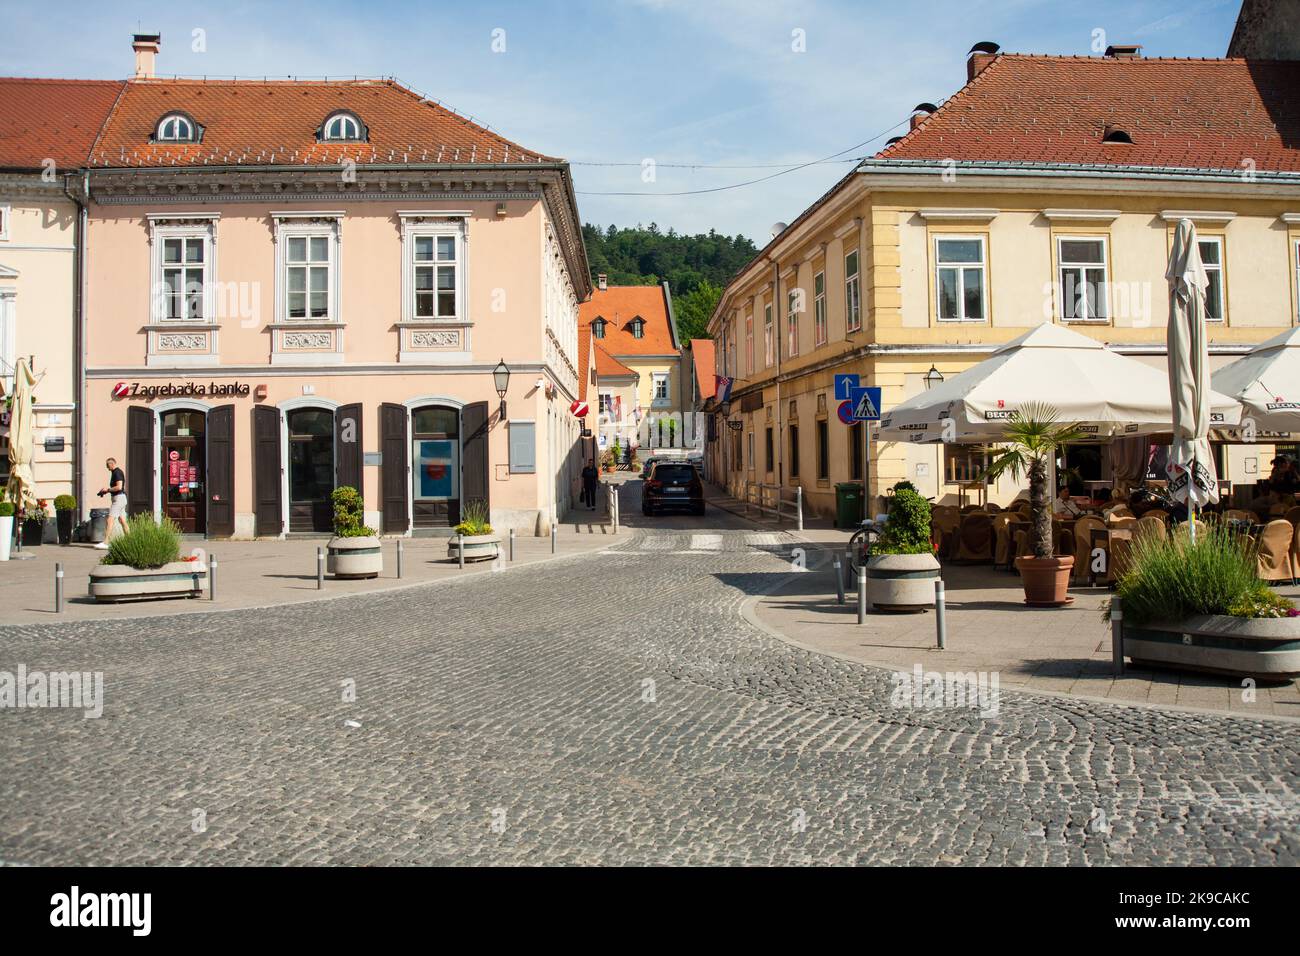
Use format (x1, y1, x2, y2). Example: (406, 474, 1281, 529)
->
(572, 117, 910, 197)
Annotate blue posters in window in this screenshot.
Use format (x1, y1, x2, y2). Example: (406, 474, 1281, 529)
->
(416, 440, 457, 500)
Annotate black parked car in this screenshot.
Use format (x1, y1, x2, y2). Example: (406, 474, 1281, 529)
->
(642, 462, 705, 516)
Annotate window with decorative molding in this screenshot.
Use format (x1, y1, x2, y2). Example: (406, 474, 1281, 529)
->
(745, 312, 753, 375)
(786, 290, 799, 358)
(274, 215, 341, 324)
(845, 249, 862, 332)
(0, 204, 9, 241)
(148, 216, 217, 325)
(1198, 236, 1225, 322)
(155, 113, 200, 142)
(403, 220, 464, 322)
(763, 303, 773, 367)
(1058, 236, 1109, 323)
(935, 236, 986, 322)
(813, 271, 827, 347)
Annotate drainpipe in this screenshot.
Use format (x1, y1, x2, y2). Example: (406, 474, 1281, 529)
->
(63, 171, 88, 512)
(773, 259, 782, 488)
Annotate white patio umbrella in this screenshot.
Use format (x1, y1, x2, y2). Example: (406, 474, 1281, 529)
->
(877, 322, 1240, 445)
(5, 357, 37, 511)
(1164, 218, 1218, 532)
(1210, 325, 1300, 433)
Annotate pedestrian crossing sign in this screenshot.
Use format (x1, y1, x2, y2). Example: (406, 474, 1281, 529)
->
(848, 386, 882, 421)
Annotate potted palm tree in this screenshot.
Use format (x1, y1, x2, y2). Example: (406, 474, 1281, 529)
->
(980, 403, 1084, 606)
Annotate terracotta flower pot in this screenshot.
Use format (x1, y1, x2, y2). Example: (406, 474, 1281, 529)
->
(1014, 555, 1074, 607)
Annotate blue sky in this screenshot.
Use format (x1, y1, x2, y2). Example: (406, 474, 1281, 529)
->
(3, 0, 1244, 242)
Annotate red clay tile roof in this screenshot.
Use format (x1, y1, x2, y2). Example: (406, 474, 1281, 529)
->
(579, 285, 677, 356)
(594, 344, 638, 379)
(688, 340, 716, 400)
(877, 55, 1300, 173)
(0, 78, 125, 170)
(577, 326, 594, 402)
(89, 78, 557, 168)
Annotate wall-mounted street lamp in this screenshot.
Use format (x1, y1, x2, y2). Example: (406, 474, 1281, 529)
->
(924, 365, 945, 391)
(493, 359, 511, 420)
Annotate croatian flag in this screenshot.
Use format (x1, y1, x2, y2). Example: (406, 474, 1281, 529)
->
(715, 375, 734, 403)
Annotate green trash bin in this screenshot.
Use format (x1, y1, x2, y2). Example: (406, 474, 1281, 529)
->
(835, 482, 864, 529)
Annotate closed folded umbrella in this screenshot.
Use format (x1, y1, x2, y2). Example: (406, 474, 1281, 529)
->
(5, 357, 37, 511)
(1164, 218, 1218, 525)
(1210, 326, 1300, 434)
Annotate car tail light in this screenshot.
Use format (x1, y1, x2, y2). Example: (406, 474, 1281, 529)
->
(646, 480, 662, 492)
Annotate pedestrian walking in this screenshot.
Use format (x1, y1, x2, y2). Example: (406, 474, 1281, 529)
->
(580, 458, 599, 509)
(95, 457, 128, 549)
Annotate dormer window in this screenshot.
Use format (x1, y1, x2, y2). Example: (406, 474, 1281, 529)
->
(155, 113, 200, 143)
(591, 317, 607, 339)
(320, 111, 366, 142)
(630, 317, 645, 339)
(1102, 125, 1134, 145)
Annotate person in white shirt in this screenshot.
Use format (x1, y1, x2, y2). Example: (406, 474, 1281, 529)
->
(1052, 485, 1081, 518)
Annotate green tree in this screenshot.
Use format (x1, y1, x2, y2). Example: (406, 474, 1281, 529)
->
(673, 279, 722, 342)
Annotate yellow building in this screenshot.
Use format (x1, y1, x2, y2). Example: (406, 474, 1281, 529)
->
(707, 47, 1300, 517)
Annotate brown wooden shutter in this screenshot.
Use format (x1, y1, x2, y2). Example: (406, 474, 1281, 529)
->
(206, 404, 235, 537)
(380, 402, 409, 533)
(126, 405, 154, 518)
(252, 404, 283, 537)
(462, 401, 489, 508)
(335, 402, 363, 497)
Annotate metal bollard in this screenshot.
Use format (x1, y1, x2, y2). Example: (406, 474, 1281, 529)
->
(1111, 597, 1124, 676)
(397, 539, 404, 579)
(551, 523, 557, 554)
(317, 547, 324, 589)
(458, 533, 465, 570)
(55, 562, 64, 613)
(832, 555, 845, 606)
(935, 578, 947, 649)
(210, 554, 217, 601)
(509, 527, 516, 561)
(857, 567, 867, 624)
(796, 486, 803, 532)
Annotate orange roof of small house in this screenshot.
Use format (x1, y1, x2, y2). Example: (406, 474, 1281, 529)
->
(576, 325, 594, 402)
(579, 284, 678, 356)
(689, 340, 716, 400)
(594, 344, 638, 379)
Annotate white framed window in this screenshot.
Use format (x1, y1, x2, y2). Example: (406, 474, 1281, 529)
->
(0, 204, 9, 241)
(813, 271, 827, 346)
(156, 113, 198, 142)
(745, 312, 753, 375)
(273, 212, 342, 324)
(598, 392, 611, 415)
(845, 249, 861, 332)
(763, 303, 774, 367)
(786, 289, 799, 358)
(592, 317, 606, 339)
(1198, 236, 1225, 322)
(653, 373, 669, 402)
(934, 235, 986, 322)
(631, 317, 645, 339)
(147, 215, 218, 324)
(1057, 236, 1109, 322)
(399, 213, 467, 324)
(321, 112, 365, 142)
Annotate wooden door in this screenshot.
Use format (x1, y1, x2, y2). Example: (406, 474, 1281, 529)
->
(126, 405, 154, 518)
(381, 403, 409, 533)
(207, 404, 235, 537)
(253, 404, 283, 537)
(335, 402, 363, 497)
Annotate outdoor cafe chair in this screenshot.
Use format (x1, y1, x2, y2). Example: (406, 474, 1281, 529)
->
(1225, 509, 1256, 523)
(931, 508, 960, 558)
(1285, 505, 1300, 526)
(1071, 516, 1106, 585)
(953, 512, 994, 563)
(1256, 520, 1296, 584)
(1144, 509, 1170, 524)
(992, 513, 1021, 570)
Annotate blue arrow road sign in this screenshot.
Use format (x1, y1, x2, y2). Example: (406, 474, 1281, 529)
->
(833, 373, 860, 401)
(849, 386, 882, 421)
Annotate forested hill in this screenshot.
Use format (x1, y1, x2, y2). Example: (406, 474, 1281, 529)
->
(581, 223, 759, 341)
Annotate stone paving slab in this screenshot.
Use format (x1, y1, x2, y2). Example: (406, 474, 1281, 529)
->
(747, 546, 1300, 720)
(0, 509, 620, 625)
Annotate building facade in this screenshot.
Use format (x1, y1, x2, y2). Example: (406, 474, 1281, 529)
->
(707, 48, 1300, 516)
(68, 38, 590, 537)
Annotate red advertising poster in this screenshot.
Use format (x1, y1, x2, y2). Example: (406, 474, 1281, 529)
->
(169, 461, 181, 485)
(187, 466, 197, 484)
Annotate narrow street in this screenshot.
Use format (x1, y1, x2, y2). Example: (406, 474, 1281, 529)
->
(1, 480, 1295, 866)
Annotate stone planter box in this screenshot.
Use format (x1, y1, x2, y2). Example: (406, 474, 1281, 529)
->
(448, 534, 500, 563)
(866, 552, 941, 613)
(89, 561, 207, 602)
(327, 536, 383, 579)
(1124, 614, 1300, 681)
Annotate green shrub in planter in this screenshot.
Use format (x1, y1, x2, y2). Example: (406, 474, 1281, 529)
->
(454, 498, 493, 537)
(1104, 520, 1295, 625)
(102, 514, 181, 569)
(0, 502, 13, 518)
(874, 489, 933, 555)
(330, 485, 376, 538)
(54, 494, 77, 512)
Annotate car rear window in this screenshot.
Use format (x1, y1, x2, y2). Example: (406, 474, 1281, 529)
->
(654, 465, 696, 482)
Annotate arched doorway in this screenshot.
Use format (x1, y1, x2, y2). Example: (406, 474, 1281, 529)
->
(411, 404, 460, 527)
(160, 408, 206, 533)
(287, 407, 335, 532)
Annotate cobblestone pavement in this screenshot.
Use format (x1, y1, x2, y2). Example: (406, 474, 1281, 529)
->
(1, 486, 1297, 865)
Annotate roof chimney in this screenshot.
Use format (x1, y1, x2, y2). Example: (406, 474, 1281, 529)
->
(966, 41, 1000, 82)
(1104, 43, 1143, 58)
(910, 102, 938, 131)
(597, 273, 607, 291)
(132, 33, 160, 79)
